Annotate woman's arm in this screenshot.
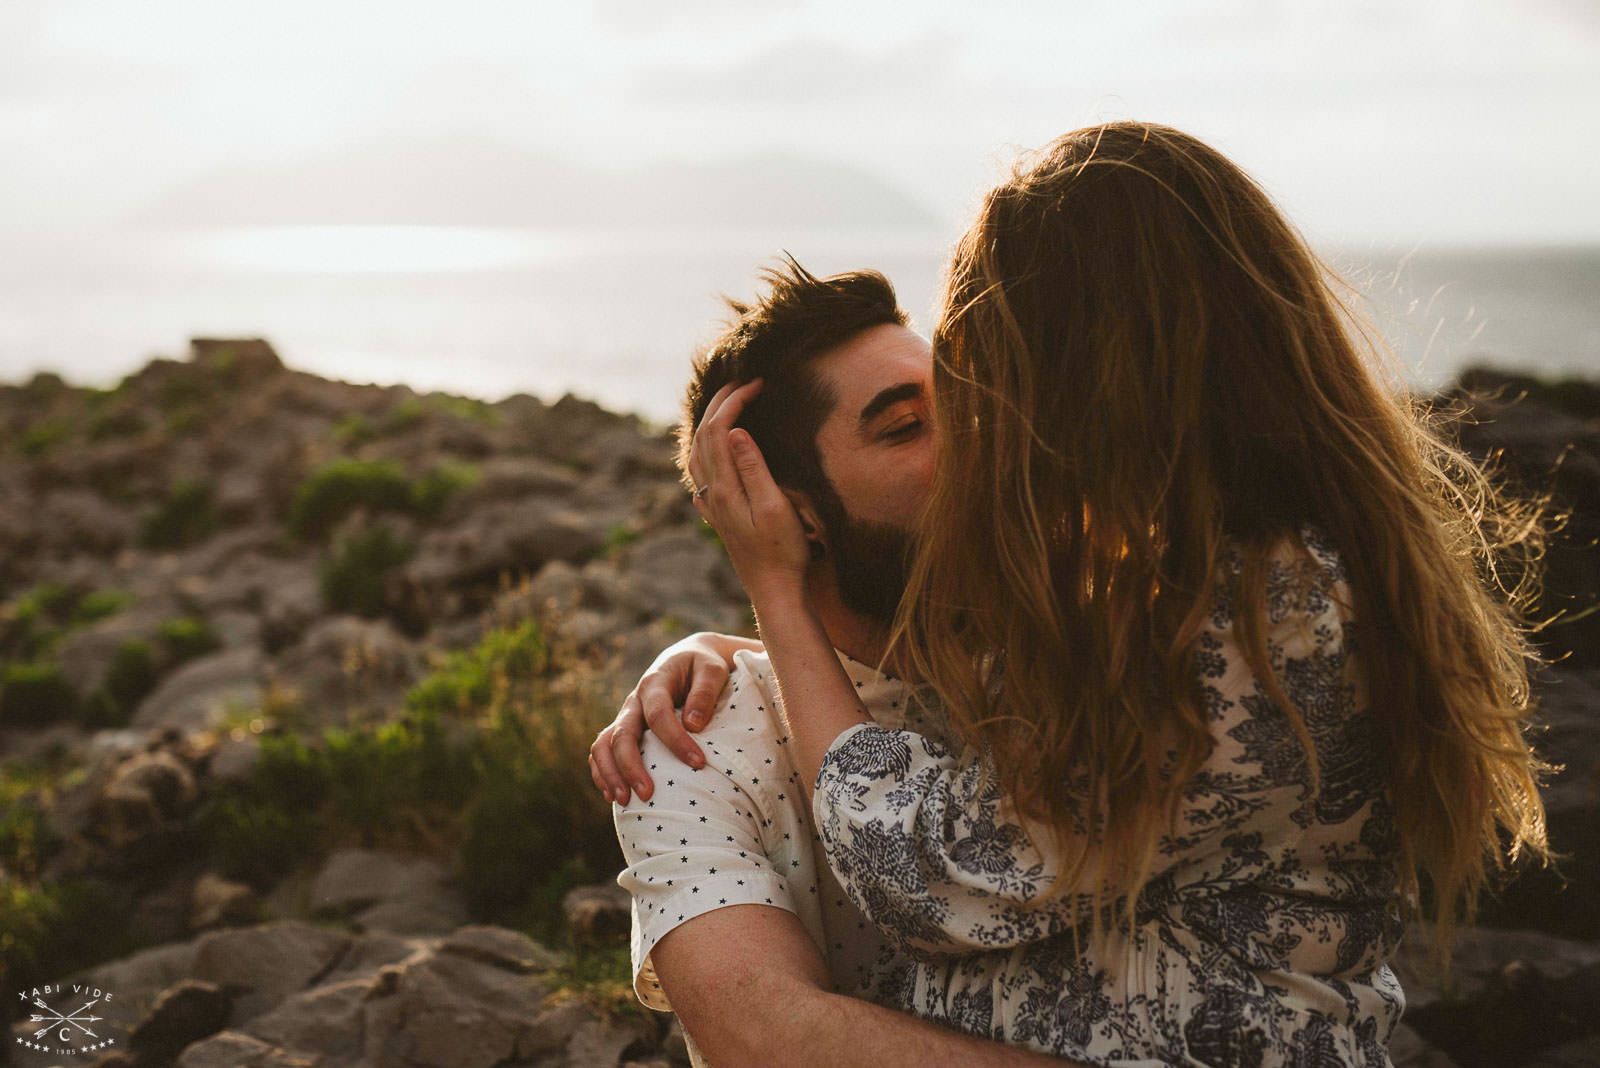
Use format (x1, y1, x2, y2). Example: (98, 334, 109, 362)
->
(812, 725, 1091, 954)
(589, 631, 762, 804)
(685, 379, 879, 799)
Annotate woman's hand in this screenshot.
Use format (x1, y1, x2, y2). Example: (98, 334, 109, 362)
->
(687, 379, 811, 606)
(588, 632, 761, 804)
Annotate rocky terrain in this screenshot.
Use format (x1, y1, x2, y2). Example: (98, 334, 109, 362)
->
(0, 341, 1595, 1067)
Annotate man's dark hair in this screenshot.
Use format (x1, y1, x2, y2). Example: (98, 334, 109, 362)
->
(677, 254, 907, 512)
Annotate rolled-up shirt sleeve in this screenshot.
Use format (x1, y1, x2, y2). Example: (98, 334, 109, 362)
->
(614, 730, 795, 1010)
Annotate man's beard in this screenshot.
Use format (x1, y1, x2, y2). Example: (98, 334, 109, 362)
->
(827, 511, 914, 628)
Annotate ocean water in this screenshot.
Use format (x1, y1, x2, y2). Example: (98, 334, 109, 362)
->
(1, 226, 1596, 425)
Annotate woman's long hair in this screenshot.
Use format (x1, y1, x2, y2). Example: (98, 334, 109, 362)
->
(892, 121, 1552, 955)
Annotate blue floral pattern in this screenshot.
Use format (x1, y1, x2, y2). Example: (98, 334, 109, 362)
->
(813, 529, 1406, 1066)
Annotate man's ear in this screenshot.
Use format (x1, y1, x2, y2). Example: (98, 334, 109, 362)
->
(780, 488, 827, 559)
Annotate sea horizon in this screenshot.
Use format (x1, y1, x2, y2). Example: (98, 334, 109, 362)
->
(3, 224, 1597, 426)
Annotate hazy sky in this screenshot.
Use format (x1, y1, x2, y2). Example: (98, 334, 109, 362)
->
(3, 0, 1597, 244)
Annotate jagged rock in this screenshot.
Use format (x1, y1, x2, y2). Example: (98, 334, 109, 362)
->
(1389, 1022, 1460, 1067)
(404, 498, 608, 600)
(662, 1017, 692, 1066)
(127, 979, 231, 1064)
(1479, 667, 1600, 939)
(133, 869, 205, 945)
(189, 550, 308, 615)
(351, 898, 472, 937)
(1398, 925, 1600, 1067)
(258, 568, 324, 654)
(445, 455, 582, 514)
(360, 945, 552, 1068)
(308, 848, 470, 935)
(563, 883, 632, 947)
(175, 1029, 318, 1067)
(209, 607, 264, 649)
(267, 616, 421, 727)
(53, 598, 183, 695)
(204, 732, 262, 784)
(565, 1014, 653, 1068)
(35, 488, 139, 555)
(323, 931, 433, 984)
(1526, 1034, 1600, 1066)
(190, 872, 258, 930)
(54, 940, 203, 1039)
(190, 338, 285, 383)
(131, 645, 266, 731)
(238, 976, 370, 1065)
(190, 921, 352, 1026)
(611, 529, 747, 632)
(93, 750, 198, 849)
(441, 925, 562, 974)
(525, 1001, 592, 1054)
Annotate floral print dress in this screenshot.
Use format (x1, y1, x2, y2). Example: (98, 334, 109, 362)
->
(811, 530, 1406, 1067)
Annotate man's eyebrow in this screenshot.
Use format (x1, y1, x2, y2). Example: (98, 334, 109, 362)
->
(857, 382, 925, 430)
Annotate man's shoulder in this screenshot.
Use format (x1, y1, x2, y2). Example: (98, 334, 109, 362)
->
(692, 648, 784, 744)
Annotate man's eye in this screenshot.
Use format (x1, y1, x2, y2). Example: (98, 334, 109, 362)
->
(884, 419, 923, 441)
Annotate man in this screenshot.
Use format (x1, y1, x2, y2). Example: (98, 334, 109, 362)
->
(594, 259, 1066, 1067)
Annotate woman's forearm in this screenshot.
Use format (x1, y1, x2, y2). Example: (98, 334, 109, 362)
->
(749, 588, 872, 797)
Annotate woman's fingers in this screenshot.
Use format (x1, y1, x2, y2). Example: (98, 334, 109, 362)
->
(688, 379, 764, 505)
(609, 717, 654, 802)
(589, 699, 639, 804)
(682, 653, 732, 731)
(641, 675, 707, 771)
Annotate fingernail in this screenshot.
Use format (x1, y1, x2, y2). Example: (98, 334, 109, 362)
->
(686, 711, 705, 729)
(688, 751, 705, 769)
(632, 779, 649, 795)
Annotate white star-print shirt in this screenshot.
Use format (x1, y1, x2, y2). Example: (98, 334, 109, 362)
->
(614, 647, 949, 1015)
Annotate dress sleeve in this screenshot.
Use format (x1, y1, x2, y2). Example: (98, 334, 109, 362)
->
(812, 724, 1089, 954)
(814, 540, 1362, 956)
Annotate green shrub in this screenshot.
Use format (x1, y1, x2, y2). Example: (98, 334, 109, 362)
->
(603, 523, 641, 558)
(319, 524, 415, 617)
(0, 782, 53, 881)
(404, 619, 547, 720)
(1, 879, 141, 995)
(157, 616, 221, 662)
(409, 461, 480, 521)
(70, 588, 132, 627)
(86, 407, 147, 441)
(0, 663, 78, 726)
(139, 479, 216, 549)
(196, 621, 619, 937)
(18, 418, 71, 456)
(548, 943, 641, 1016)
(333, 413, 376, 449)
(164, 405, 207, 436)
(82, 638, 158, 729)
(426, 394, 502, 427)
(380, 397, 426, 436)
(12, 583, 72, 627)
(288, 459, 413, 540)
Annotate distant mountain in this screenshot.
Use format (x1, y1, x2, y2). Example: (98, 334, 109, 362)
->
(129, 136, 939, 229)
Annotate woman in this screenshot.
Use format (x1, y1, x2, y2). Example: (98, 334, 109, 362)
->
(597, 122, 1552, 1065)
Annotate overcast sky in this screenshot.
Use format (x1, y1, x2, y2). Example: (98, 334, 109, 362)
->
(3, 0, 1597, 245)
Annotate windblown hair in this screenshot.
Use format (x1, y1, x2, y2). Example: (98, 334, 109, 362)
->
(892, 121, 1553, 956)
(676, 254, 907, 512)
